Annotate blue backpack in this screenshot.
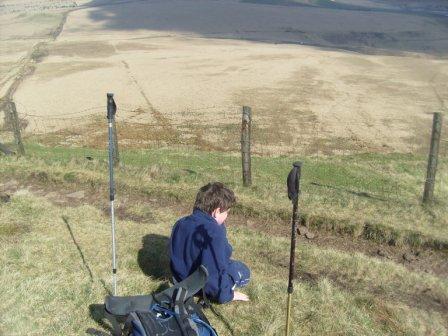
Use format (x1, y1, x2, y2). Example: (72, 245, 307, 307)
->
(104, 266, 217, 336)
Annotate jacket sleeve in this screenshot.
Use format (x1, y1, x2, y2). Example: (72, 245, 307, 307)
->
(204, 229, 234, 303)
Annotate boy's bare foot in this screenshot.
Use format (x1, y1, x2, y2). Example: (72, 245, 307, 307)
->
(233, 291, 249, 301)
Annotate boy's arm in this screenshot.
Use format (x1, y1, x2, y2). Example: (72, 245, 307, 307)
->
(205, 231, 235, 303)
(223, 225, 233, 258)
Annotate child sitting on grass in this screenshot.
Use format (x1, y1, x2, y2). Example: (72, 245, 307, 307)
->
(169, 182, 250, 303)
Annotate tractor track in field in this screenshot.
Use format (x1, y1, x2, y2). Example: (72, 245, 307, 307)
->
(120, 60, 181, 142)
(0, 11, 68, 112)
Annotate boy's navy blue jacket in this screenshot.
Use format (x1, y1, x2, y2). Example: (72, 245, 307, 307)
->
(169, 208, 235, 303)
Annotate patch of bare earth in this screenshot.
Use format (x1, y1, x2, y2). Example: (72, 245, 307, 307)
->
(8, 0, 447, 156)
(1, 174, 446, 284)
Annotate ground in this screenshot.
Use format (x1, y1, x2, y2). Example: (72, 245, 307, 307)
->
(0, 146, 447, 335)
(0, 0, 448, 335)
(0, 148, 448, 336)
(1, 0, 448, 154)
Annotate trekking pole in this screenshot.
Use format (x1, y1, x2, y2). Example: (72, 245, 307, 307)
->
(285, 161, 302, 336)
(107, 93, 118, 296)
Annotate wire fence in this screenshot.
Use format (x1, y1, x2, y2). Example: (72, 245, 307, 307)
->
(10, 104, 447, 153)
(0, 100, 447, 203)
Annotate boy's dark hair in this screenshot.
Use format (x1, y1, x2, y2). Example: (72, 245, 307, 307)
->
(194, 182, 236, 214)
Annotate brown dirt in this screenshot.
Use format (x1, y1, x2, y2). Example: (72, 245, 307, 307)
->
(295, 268, 448, 317)
(5, 0, 448, 155)
(1, 173, 446, 281)
(1, 172, 447, 319)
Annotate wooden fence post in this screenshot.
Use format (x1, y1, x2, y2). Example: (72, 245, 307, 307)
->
(423, 112, 443, 203)
(241, 106, 252, 187)
(8, 101, 25, 156)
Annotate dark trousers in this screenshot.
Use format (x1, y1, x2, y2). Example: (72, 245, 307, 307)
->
(228, 260, 250, 288)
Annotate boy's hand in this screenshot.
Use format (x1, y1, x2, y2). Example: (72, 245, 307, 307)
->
(233, 291, 249, 302)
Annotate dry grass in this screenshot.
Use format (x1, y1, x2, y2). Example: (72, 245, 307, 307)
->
(2, 143, 447, 249)
(0, 190, 447, 335)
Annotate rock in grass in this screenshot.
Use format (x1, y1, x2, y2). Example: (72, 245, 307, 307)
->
(30, 171, 48, 182)
(403, 252, 417, 263)
(305, 231, 315, 239)
(377, 248, 387, 257)
(0, 192, 11, 203)
(297, 225, 308, 236)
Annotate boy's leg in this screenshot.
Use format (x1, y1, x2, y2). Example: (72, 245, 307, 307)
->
(229, 260, 250, 288)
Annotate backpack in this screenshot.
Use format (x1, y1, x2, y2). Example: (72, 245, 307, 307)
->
(104, 265, 217, 336)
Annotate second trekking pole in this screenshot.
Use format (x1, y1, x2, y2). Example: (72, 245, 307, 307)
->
(107, 93, 118, 296)
(285, 161, 302, 336)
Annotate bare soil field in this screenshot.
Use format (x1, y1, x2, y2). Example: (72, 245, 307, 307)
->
(1, 0, 448, 154)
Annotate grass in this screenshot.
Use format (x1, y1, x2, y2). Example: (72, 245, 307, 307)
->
(1, 142, 447, 249)
(0, 190, 447, 335)
(0, 142, 447, 334)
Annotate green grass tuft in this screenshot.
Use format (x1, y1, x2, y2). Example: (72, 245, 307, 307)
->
(1, 143, 447, 250)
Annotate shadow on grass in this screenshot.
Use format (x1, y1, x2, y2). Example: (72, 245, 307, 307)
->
(310, 181, 387, 201)
(62, 216, 111, 295)
(62, 216, 115, 335)
(137, 234, 171, 281)
(87, 304, 113, 336)
(62, 216, 94, 283)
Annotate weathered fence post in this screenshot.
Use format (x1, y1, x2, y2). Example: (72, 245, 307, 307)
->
(8, 101, 25, 156)
(423, 112, 443, 204)
(241, 106, 252, 187)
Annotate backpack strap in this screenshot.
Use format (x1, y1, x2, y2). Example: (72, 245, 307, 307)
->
(104, 309, 124, 336)
(172, 287, 199, 336)
(186, 296, 212, 326)
(154, 265, 208, 304)
(105, 294, 154, 316)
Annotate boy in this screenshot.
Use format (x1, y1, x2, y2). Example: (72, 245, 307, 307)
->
(169, 182, 250, 303)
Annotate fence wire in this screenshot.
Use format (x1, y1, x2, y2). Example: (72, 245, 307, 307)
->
(1, 101, 447, 204)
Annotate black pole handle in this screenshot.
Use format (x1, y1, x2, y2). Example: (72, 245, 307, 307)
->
(107, 93, 116, 120)
(287, 161, 302, 202)
(286, 161, 302, 294)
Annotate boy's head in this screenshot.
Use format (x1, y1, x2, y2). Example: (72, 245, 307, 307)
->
(194, 182, 236, 224)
